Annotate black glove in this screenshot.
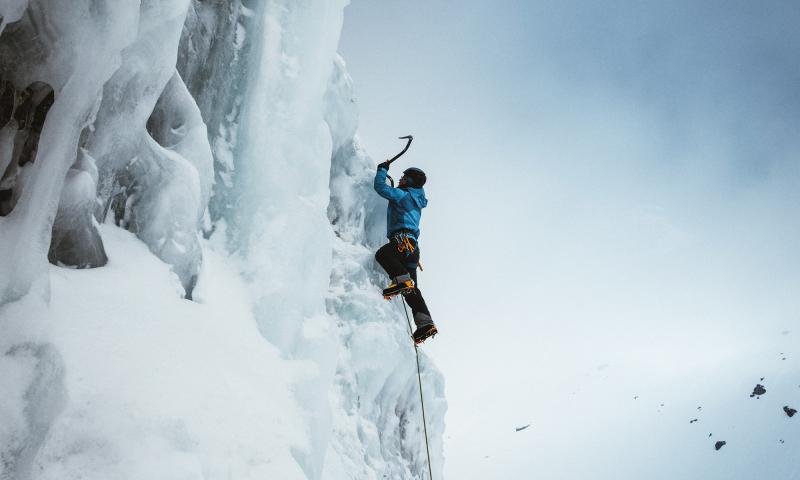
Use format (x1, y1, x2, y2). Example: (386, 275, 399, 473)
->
(377, 160, 391, 171)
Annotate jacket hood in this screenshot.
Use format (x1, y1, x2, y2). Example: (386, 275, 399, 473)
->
(407, 187, 427, 208)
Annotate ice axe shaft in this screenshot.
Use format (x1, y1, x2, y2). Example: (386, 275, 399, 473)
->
(387, 135, 413, 165)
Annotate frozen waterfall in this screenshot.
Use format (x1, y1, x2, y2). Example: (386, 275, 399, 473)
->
(0, 1, 446, 479)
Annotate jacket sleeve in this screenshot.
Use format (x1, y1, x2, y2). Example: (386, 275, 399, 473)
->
(374, 167, 408, 204)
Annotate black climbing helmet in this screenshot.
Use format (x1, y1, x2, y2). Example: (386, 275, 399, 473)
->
(402, 167, 427, 188)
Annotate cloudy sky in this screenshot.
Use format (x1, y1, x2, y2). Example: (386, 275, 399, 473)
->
(340, 1, 800, 478)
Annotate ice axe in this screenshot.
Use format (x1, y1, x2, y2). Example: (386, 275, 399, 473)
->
(388, 135, 414, 164)
(385, 135, 413, 187)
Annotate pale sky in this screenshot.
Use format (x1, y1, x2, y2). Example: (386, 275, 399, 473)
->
(339, 1, 800, 478)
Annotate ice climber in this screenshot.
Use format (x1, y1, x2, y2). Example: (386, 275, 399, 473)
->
(374, 161, 438, 344)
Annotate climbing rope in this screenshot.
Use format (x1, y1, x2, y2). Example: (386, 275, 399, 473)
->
(399, 299, 434, 480)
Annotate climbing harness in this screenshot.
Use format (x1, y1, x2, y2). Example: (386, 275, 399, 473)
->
(393, 231, 423, 275)
(393, 232, 417, 254)
(399, 299, 434, 480)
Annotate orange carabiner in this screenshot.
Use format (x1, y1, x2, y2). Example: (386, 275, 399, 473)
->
(404, 236, 415, 253)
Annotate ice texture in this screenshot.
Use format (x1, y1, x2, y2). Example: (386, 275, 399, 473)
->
(177, 0, 258, 224)
(0, 0, 28, 36)
(228, 2, 346, 477)
(323, 56, 446, 480)
(0, 0, 142, 303)
(0, 1, 446, 479)
(84, 0, 212, 297)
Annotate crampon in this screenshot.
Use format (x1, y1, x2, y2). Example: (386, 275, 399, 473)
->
(413, 324, 438, 345)
(382, 280, 415, 300)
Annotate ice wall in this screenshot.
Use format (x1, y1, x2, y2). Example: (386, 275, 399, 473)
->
(0, 0, 213, 299)
(0, 0, 141, 302)
(323, 56, 446, 479)
(0, 1, 446, 479)
(177, 3, 447, 476)
(227, 2, 344, 478)
(89, 0, 212, 298)
(176, 0, 257, 224)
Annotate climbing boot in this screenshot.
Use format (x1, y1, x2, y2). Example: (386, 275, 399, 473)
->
(413, 324, 438, 345)
(382, 274, 415, 299)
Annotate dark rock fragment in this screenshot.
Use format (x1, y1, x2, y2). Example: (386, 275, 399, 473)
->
(0, 80, 14, 129)
(715, 441, 726, 451)
(784, 406, 797, 418)
(750, 384, 766, 397)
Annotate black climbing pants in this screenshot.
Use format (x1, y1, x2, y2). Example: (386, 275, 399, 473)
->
(375, 233, 433, 326)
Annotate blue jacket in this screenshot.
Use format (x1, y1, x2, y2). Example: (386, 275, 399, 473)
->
(374, 167, 428, 238)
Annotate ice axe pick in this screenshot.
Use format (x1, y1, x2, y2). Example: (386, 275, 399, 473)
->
(387, 135, 413, 165)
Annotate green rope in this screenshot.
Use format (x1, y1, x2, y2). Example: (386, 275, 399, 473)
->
(399, 299, 434, 480)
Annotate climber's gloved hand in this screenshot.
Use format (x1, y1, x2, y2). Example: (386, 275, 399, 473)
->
(377, 160, 391, 171)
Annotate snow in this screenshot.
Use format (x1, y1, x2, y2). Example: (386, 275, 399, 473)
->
(1, 225, 309, 479)
(444, 330, 800, 479)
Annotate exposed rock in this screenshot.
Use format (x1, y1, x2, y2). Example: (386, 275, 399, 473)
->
(750, 384, 766, 397)
(48, 149, 107, 268)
